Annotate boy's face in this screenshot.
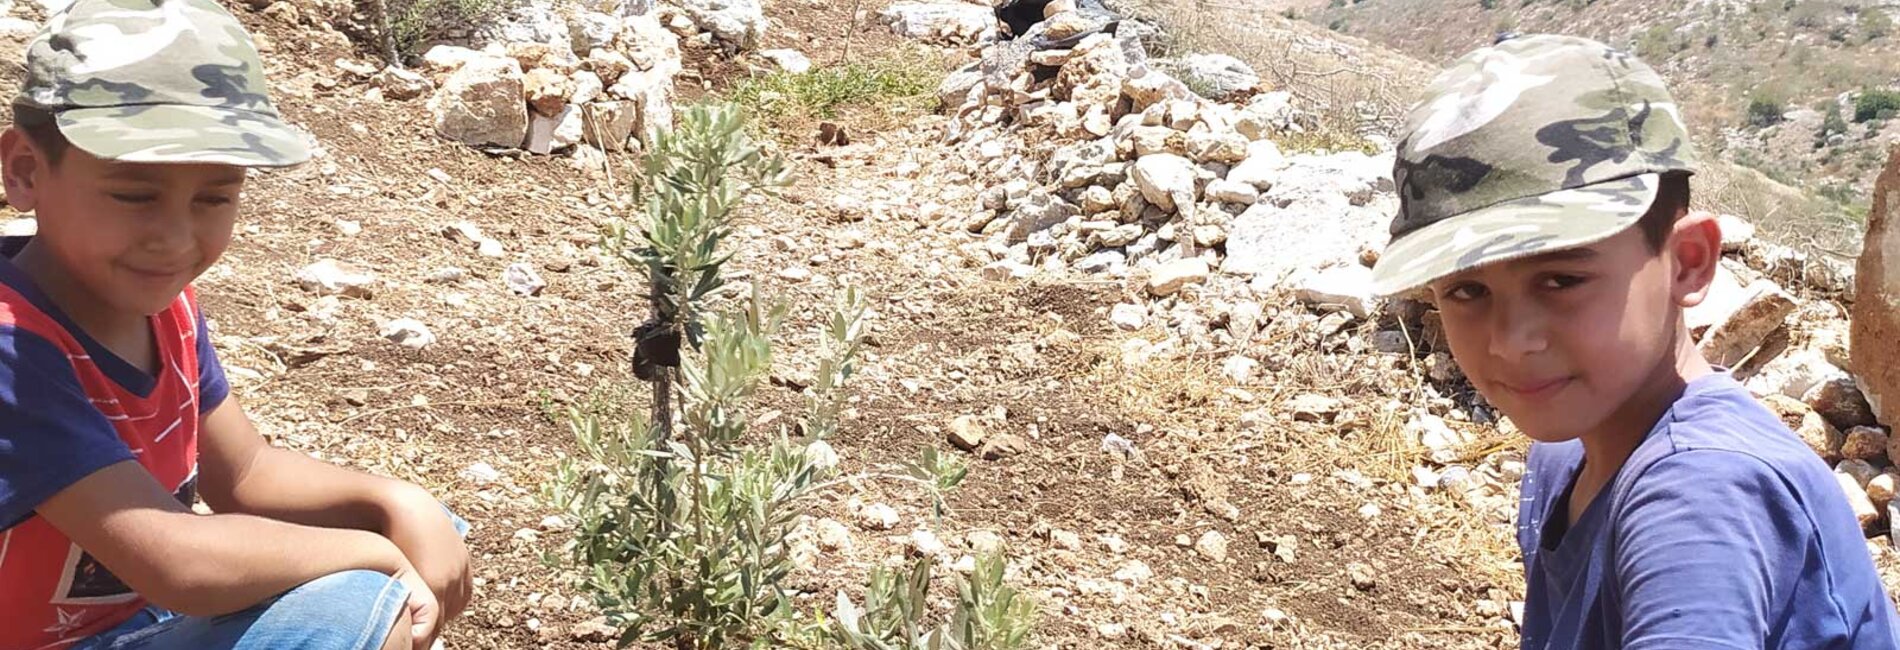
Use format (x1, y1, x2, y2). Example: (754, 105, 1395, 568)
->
(1426, 215, 1719, 443)
(1, 127, 244, 316)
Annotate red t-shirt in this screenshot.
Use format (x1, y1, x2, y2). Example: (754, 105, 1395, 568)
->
(0, 242, 229, 649)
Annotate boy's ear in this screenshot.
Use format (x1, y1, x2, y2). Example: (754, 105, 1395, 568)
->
(1, 128, 42, 213)
(1669, 210, 1722, 308)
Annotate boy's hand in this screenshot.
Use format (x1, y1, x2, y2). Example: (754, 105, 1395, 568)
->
(392, 562, 441, 650)
(382, 488, 473, 623)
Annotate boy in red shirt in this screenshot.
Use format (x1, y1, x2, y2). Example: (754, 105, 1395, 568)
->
(0, 0, 471, 648)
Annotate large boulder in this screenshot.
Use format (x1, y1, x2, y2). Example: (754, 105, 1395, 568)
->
(1263, 150, 1394, 209)
(1131, 153, 1196, 213)
(939, 62, 985, 109)
(523, 68, 572, 117)
(1225, 140, 1286, 189)
(1168, 53, 1260, 101)
(428, 56, 529, 148)
(421, 45, 487, 74)
(1056, 32, 1134, 118)
(1224, 199, 1390, 282)
(581, 100, 638, 151)
(490, 0, 574, 55)
(1684, 260, 1751, 335)
(372, 66, 434, 101)
(568, 10, 622, 53)
(676, 0, 766, 48)
(617, 13, 684, 76)
(1293, 265, 1376, 319)
(1696, 280, 1796, 368)
(879, 2, 995, 44)
(1001, 190, 1080, 243)
(1857, 148, 1900, 428)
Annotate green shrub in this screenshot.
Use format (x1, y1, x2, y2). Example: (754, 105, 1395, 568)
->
(831, 554, 1037, 650)
(1861, 9, 1893, 41)
(1746, 92, 1786, 128)
(1816, 106, 1846, 147)
(1854, 88, 1900, 122)
(385, 0, 520, 60)
(555, 104, 809, 649)
(730, 51, 942, 137)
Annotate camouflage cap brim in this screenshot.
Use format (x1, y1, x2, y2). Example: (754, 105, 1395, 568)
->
(56, 103, 310, 167)
(1369, 173, 1659, 296)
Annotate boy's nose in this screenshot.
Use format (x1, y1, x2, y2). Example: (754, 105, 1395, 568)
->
(139, 203, 197, 253)
(1487, 297, 1550, 360)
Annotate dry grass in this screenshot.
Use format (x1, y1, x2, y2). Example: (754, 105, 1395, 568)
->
(1119, 0, 1435, 148)
(1695, 160, 1867, 259)
(728, 45, 955, 143)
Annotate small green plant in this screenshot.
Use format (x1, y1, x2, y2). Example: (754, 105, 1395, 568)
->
(1861, 8, 1893, 42)
(1817, 104, 1850, 147)
(1746, 91, 1786, 128)
(903, 447, 969, 519)
(730, 51, 944, 137)
(385, 0, 520, 60)
(831, 554, 1037, 650)
(553, 102, 815, 650)
(943, 553, 1038, 650)
(1854, 87, 1900, 122)
(832, 559, 936, 649)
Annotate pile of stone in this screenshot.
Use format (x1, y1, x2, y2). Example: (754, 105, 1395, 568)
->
(409, 5, 684, 156)
(935, 0, 1393, 297)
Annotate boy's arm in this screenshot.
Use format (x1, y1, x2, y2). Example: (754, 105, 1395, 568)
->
(1611, 451, 1810, 648)
(35, 460, 415, 617)
(195, 396, 433, 530)
(196, 397, 471, 620)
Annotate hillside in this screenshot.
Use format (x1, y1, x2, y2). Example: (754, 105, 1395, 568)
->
(1273, 0, 1885, 252)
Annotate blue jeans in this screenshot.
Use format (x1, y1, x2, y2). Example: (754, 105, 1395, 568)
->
(75, 511, 469, 650)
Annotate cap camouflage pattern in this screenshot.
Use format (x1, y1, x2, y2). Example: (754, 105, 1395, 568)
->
(14, 0, 308, 167)
(1370, 34, 1696, 296)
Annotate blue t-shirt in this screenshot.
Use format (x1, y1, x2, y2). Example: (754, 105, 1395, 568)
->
(1518, 372, 1900, 649)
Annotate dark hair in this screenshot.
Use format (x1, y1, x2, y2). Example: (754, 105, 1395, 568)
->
(1636, 171, 1692, 252)
(11, 104, 69, 167)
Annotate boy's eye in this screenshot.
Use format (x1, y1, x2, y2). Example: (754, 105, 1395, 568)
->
(1442, 282, 1489, 302)
(196, 195, 234, 206)
(1542, 274, 1588, 290)
(109, 193, 156, 204)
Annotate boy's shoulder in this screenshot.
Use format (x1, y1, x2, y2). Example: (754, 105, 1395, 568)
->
(1526, 373, 1831, 514)
(1633, 372, 1820, 472)
(1597, 372, 1849, 528)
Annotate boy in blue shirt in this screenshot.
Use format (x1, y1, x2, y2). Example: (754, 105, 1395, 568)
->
(0, 0, 470, 648)
(1370, 34, 1900, 648)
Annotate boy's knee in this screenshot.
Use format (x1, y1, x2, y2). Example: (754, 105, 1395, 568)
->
(379, 605, 413, 650)
(256, 570, 410, 649)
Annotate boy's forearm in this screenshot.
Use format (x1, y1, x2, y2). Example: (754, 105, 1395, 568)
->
(149, 511, 408, 617)
(211, 445, 427, 534)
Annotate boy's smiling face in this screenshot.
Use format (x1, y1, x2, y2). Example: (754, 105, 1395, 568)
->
(2, 128, 244, 319)
(1426, 214, 1719, 443)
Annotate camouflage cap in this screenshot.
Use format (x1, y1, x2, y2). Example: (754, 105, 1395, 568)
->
(14, 0, 308, 167)
(1370, 34, 1696, 296)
